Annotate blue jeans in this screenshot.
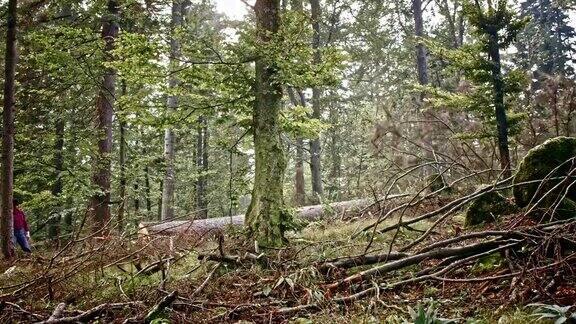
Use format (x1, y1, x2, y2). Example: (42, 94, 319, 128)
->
(13, 229, 31, 253)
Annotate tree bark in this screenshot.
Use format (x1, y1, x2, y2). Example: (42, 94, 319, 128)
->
(196, 116, 209, 219)
(118, 119, 126, 229)
(89, 0, 119, 234)
(309, 0, 324, 201)
(1, 0, 17, 259)
(246, 0, 290, 247)
(328, 98, 341, 199)
(412, 0, 429, 87)
(144, 163, 151, 212)
(287, 88, 306, 206)
(412, 0, 436, 174)
(48, 117, 64, 245)
(488, 30, 512, 177)
(161, 0, 184, 221)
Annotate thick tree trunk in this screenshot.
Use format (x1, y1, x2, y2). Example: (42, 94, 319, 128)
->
(48, 117, 65, 245)
(89, 0, 118, 234)
(488, 31, 512, 177)
(309, 0, 324, 201)
(195, 116, 209, 219)
(246, 0, 290, 247)
(1, 0, 17, 259)
(161, 0, 184, 221)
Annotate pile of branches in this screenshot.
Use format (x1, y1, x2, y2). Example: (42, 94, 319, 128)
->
(2, 164, 576, 322)
(272, 168, 576, 316)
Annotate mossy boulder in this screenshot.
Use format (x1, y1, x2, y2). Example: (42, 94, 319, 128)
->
(513, 136, 576, 210)
(465, 191, 516, 227)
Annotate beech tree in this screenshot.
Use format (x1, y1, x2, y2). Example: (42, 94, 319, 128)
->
(245, 0, 292, 247)
(161, 0, 185, 221)
(89, 0, 119, 233)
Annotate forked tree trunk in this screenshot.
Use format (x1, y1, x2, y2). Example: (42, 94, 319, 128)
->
(246, 0, 291, 247)
(1, 0, 17, 259)
(161, 0, 184, 221)
(309, 0, 324, 201)
(90, 0, 119, 234)
(488, 30, 512, 177)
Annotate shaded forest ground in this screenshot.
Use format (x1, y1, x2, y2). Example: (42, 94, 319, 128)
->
(1, 193, 575, 323)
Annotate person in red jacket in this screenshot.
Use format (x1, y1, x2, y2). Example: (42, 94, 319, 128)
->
(13, 198, 31, 253)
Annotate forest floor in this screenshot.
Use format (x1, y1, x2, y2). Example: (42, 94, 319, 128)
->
(1, 196, 575, 323)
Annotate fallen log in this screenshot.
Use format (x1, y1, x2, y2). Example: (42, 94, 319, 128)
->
(139, 195, 407, 236)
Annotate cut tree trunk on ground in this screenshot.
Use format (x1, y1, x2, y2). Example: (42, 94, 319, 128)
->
(139, 195, 406, 236)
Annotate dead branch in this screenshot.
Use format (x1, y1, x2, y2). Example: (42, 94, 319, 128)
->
(317, 252, 409, 273)
(47, 303, 67, 321)
(36, 302, 142, 324)
(144, 291, 178, 324)
(327, 239, 518, 291)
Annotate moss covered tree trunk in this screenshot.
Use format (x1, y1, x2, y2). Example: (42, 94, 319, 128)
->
(487, 29, 512, 178)
(246, 0, 291, 247)
(1, 0, 17, 259)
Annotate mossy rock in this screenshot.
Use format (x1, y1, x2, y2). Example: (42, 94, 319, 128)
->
(513, 136, 576, 208)
(465, 191, 516, 227)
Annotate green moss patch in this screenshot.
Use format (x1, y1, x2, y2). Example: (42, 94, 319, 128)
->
(465, 191, 516, 227)
(513, 137, 576, 209)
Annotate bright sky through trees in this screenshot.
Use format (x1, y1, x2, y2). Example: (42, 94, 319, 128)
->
(215, 0, 250, 20)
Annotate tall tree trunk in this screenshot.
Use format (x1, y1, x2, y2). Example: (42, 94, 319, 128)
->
(246, 0, 291, 247)
(412, 0, 429, 87)
(118, 81, 127, 229)
(196, 116, 209, 219)
(48, 117, 64, 245)
(488, 30, 512, 177)
(89, 0, 118, 234)
(412, 0, 435, 174)
(161, 0, 184, 221)
(287, 88, 306, 206)
(309, 0, 324, 201)
(328, 99, 341, 199)
(158, 180, 163, 221)
(144, 163, 151, 212)
(118, 119, 126, 229)
(1, 0, 17, 259)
